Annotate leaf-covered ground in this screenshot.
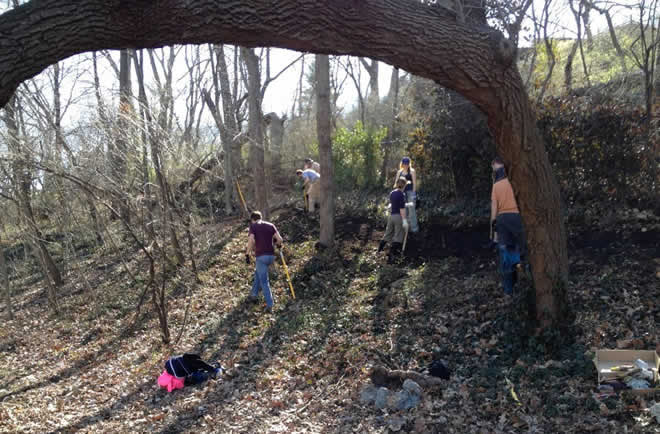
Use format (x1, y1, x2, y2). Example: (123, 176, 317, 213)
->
(0, 198, 658, 433)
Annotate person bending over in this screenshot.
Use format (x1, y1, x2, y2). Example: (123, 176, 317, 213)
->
(296, 168, 320, 213)
(490, 156, 526, 294)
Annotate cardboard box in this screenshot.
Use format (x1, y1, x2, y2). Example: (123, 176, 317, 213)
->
(594, 349, 660, 395)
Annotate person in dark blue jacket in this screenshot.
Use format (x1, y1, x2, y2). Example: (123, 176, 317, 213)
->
(378, 177, 409, 260)
(158, 353, 222, 392)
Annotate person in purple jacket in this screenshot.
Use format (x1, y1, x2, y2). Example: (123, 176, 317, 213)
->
(245, 211, 284, 313)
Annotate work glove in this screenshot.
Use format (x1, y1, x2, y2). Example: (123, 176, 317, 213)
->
(211, 365, 223, 379)
(402, 219, 409, 231)
(245, 254, 251, 264)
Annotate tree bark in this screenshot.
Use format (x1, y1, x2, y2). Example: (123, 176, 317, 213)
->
(564, 41, 579, 92)
(265, 112, 285, 177)
(0, 229, 13, 320)
(242, 47, 269, 218)
(316, 54, 334, 247)
(201, 87, 232, 213)
(360, 58, 379, 127)
(111, 48, 132, 222)
(5, 95, 64, 288)
(0, 0, 569, 328)
(134, 49, 186, 266)
(380, 67, 399, 186)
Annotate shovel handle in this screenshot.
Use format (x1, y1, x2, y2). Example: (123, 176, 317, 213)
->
(279, 251, 296, 299)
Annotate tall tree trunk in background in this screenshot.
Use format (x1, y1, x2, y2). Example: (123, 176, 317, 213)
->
(134, 50, 186, 266)
(316, 54, 334, 247)
(564, 41, 579, 92)
(215, 45, 241, 186)
(360, 58, 379, 127)
(0, 225, 13, 321)
(0, 0, 570, 330)
(5, 96, 63, 289)
(265, 112, 285, 178)
(582, 2, 593, 50)
(537, 0, 556, 103)
(111, 49, 132, 222)
(201, 88, 233, 215)
(569, 0, 590, 87)
(297, 55, 306, 118)
(53, 62, 64, 166)
(134, 50, 157, 245)
(242, 47, 269, 218)
(380, 67, 399, 186)
(586, 3, 628, 73)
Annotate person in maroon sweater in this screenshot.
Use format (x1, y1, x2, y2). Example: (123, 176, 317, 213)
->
(245, 211, 283, 312)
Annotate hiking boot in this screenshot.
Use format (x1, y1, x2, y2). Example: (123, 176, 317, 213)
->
(387, 242, 402, 263)
(377, 240, 387, 252)
(264, 305, 273, 314)
(247, 295, 259, 304)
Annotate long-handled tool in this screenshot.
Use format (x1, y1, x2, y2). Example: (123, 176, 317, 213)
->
(279, 250, 296, 299)
(401, 225, 409, 256)
(235, 180, 249, 216)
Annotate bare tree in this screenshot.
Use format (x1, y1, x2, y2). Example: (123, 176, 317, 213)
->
(108, 49, 132, 222)
(0, 218, 12, 320)
(182, 45, 206, 151)
(0, 0, 571, 329)
(135, 50, 186, 266)
(587, 1, 628, 72)
(380, 67, 400, 186)
(564, 40, 580, 91)
(265, 112, 286, 177)
(339, 57, 367, 125)
(569, 0, 591, 87)
(360, 58, 379, 126)
(3, 95, 63, 299)
(316, 54, 334, 248)
(241, 47, 269, 218)
(537, 0, 556, 103)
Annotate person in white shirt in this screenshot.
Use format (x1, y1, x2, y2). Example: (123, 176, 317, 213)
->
(296, 168, 320, 212)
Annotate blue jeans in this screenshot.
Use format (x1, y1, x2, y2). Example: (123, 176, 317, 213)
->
(251, 255, 275, 307)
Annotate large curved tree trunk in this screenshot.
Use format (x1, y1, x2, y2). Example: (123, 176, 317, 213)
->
(0, 0, 568, 329)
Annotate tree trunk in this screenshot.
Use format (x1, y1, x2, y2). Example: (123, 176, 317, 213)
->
(316, 54, 334, 247)
(214, 45, 240, 206)
(380, 67, 399, 186)
(265, 112, 285, 178)
(0, 0, 569, 329)
(242, 47, 269, 218)
(5, 95, 64, 288)
(360, 58, 379, 127)
(134, 49, 186, 266)
(111, 48, 132, 222)
(564, 41, 578, 92)
(0, 229, 13, 321)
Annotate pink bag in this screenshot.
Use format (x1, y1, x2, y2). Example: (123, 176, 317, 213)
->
(157, 370, 185, 392)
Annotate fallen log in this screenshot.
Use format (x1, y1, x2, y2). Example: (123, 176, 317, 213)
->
(370, 365, 444, 389)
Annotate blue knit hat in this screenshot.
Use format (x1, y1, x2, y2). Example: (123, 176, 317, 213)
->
(401, 157, 410, 164)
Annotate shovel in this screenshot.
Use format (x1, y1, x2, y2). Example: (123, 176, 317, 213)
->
(235, 180, 249, 217)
